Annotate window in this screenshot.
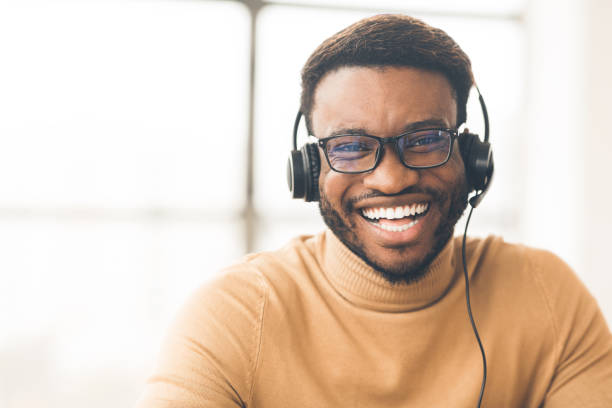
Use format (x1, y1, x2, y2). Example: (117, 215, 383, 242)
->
(0, 1, 530, 407)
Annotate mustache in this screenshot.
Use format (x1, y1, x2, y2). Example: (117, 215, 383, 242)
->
(346, 186, 447, 212)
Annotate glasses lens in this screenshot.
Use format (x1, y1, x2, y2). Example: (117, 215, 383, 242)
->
(398, 129, 452, 167)
(326, 135, 379, 172)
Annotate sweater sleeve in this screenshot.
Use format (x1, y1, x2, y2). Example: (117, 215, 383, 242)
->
(534, 251, 612, 407)
(135, 265, 267, 408)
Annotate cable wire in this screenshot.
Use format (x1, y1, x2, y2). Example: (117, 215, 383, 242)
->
(462, 205, 487, 407)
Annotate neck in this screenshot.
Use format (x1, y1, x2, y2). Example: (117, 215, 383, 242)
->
(321, 229, 459, 312)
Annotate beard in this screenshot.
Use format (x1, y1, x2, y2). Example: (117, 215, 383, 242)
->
(319, 182, 469, 285)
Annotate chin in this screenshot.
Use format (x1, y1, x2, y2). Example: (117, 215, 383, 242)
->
(318, 186, 468, 285)
(353, 229, 455, 285)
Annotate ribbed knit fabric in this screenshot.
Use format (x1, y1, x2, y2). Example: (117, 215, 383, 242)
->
(323, 229, 456, 312)
(136, 230, 612, 407)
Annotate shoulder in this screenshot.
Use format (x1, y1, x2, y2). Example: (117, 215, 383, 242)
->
(463, 235, 605, 343)
(159, 261, 268, 394)
(460, 236, 593, 333)
(244, 233, 322, 275)
(462, 235, 579, 290)
(194, 232, 320, 300)
(459, 237, 612, 404)
(149, 233, 322, 405)
(176, 232, 323, 337)
(229, 233, 324, 302)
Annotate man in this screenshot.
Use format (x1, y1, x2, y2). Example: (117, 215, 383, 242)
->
(137, 14, 612, 407)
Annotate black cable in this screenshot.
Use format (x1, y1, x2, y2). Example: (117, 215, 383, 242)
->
(292, 111, 302, 151)
(462, 205, 487, 407)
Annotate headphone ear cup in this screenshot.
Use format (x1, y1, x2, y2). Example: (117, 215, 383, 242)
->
(303, 143, 320, 202)
(469, 140, 493, 192)
(286, 143, 320, 201)
(458, 131, 474, 164)
(459, 132, 493, 192)
(287, 149, 306, 199)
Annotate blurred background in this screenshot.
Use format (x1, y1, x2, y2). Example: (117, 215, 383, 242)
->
(0, 0, 610, 406)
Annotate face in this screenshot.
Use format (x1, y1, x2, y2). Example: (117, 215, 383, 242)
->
(312, 66, 469, 283)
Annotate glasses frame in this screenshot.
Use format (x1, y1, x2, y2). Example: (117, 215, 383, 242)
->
(317, 127, 459, 174)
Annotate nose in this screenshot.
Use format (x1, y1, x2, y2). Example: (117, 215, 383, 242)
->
(362, 144, 420, 194)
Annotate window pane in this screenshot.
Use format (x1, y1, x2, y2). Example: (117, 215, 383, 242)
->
(0, 217, 244, 407)
(0, 0, 250, 212)
(0, 1, 250, 407)
(264, 0, 526, 15)
(254, 214, 325, 252)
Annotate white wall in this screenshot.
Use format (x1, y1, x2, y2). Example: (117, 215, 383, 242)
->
(583, 0, 612, 324)
(525, 0, 612, 324)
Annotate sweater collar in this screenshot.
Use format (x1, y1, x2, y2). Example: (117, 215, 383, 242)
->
(320, 229, 457, 312)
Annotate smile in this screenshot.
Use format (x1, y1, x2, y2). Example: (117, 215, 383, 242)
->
(360, 202, 430, 232)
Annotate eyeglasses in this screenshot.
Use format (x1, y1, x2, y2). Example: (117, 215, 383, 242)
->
(317, 128, 458, 174)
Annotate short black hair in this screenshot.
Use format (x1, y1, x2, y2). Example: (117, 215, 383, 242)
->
(300, 14, 474, 134)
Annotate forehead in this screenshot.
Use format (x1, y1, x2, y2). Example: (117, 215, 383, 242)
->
(311, 66, 457, 137)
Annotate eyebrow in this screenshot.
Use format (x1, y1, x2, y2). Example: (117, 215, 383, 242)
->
(325, 118, 451, 138)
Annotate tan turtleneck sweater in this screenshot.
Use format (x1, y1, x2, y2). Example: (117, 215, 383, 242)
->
(136, 230, 612, 407)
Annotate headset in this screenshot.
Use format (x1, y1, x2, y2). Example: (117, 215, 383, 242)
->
(287, 84, 494, 407)
(286, 85, 494, 209)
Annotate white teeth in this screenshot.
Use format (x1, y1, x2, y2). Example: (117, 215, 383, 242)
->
(394, 206, 403, 219)
(375, 219, 418, 232)
(361, 202, 429, 220)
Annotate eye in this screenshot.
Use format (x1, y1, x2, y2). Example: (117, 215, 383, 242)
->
(412, 133, 444, 146)
(332, 141, 371, 152)
(401, 130, 450, 151)
(327, 136, 378, 156)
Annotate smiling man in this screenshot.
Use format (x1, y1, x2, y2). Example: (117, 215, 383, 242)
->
(314, 66, 469, 283)
(137, 15, 612, 407)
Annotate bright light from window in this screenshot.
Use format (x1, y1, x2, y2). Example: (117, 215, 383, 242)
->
(267, 0, 526, 15)
(0, 1, 249, 407)
(0, 0, 249, 212)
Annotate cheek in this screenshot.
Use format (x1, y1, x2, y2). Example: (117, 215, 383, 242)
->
(420, 152, 468, 205)
(443, 150, 467, 185)
(319, 163, 357, 208)
(320, 168, 344, 203)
